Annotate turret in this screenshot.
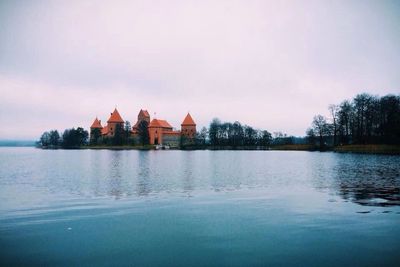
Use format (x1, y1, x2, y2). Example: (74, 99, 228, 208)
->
(106, 108, 124, 136)
(90, 117, 103, 141)
(181, 113, 196, 138)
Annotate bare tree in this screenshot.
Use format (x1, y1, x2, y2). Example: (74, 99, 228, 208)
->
(329, 104, 339, 146)
(312, 115, 331, 149)
(199, 127, 208, 145)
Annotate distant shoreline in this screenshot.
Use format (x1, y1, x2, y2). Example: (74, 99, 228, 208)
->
(0, 140, 36, 147)
(34, 144, 400, 155)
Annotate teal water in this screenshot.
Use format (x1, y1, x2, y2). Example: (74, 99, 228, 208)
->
(0, 148, 399, 266)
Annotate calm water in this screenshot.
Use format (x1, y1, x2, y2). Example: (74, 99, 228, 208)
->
(0, 148, 399, 266)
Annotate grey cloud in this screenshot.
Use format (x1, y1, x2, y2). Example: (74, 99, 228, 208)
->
(0, 0, 399, 139)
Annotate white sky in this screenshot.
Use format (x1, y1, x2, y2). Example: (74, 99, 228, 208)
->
(0, 0, 399, 139)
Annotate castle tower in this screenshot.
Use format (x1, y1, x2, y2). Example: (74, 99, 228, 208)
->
(90, 117, 103, 141)
(106, 108, 124, 137)
(90, 117, 103, 130)
(133, 109, 150, 131)
(181, 113, 196, 139)
(138, 109, 150, 124)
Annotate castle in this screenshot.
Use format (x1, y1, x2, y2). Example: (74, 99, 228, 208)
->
(90, 108, 196, 146)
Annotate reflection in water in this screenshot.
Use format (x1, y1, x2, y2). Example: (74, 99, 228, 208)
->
(136, 151, 151, 196)
(182, 152, 194, 193)
(94, 151, 400, 207)
(89, 150, 103, 197)
(333, 155, 400, 207)
(208, 152, 245, 192)
(1, 149, 400, 267)
(108, 151, 123, 199)
(1, 149, 399, 208)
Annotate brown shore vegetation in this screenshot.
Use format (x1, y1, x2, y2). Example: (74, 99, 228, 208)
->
(334, 144, 400, 155)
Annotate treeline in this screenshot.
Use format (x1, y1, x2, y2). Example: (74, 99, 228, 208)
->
(38, 120, 291, 149)
(39, 121, 150, 148)
(307, 93, 400, 149)
(189, 118, 273, 148)
(39, 127, 88, 148)
(40, 92, 400, 151)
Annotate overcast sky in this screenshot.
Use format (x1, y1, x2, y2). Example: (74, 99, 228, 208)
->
(0, 0, 399, 139)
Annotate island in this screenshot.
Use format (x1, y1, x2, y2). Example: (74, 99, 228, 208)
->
(38, 93, 400, 154)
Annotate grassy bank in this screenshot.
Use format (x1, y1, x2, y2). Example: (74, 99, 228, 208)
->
(37, 144, 400, 154)
(39, 145, 156, 150)
(269, 144, 317, 151)
(87, 145, 155, 150)
(182, 145, 269, 150)
(334, 144, 400, 155)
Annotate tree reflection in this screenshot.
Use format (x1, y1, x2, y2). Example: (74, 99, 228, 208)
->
(108, 151, 123, 199)
(136, 151, 151, 196)
(334, 156, 400, 207)
(182, 152, 194, 193)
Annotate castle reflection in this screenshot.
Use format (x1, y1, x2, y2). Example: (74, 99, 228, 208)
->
(86, 150, 400, 207)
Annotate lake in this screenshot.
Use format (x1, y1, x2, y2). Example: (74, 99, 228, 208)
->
(0, 148, 399, 266)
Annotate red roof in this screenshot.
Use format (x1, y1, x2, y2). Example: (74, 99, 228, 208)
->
(101, 125, 108, 135)
(91, 117, 103, 129)
(148, 119, 173, 129)
(107, 108, 124, 123)
(181, 113, 196, 126)
(139, 109, 150, 117)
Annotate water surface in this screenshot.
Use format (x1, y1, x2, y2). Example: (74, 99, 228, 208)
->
(0, 148, 399, 266)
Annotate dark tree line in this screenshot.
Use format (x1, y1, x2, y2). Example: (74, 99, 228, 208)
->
(39, 130, 61, 147)
(62, 127, 89, 148)
(308, 93, 400, 148)
(41, 93, 399, 151)
(207, 118, 272, 147)
(39, 127, 88, 148)
(271, 132, 298, 146)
